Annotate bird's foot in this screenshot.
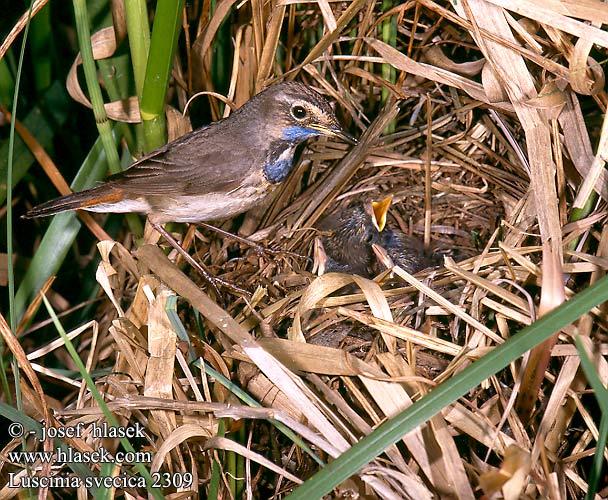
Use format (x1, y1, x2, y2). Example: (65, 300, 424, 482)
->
(198, 222, 304, 260)
(150, 222, 251, 299)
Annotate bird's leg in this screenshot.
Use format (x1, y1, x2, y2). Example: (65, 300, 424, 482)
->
(197, 222, 304, 259)
(149, 221, 250, 298)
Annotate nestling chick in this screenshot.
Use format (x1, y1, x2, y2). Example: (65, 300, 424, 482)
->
(314, 195, 431, 277)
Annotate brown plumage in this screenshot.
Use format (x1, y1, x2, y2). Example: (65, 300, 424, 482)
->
(25, 82, 354, 224)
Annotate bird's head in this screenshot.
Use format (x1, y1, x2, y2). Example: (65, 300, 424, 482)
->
(257, 82, 356, 144)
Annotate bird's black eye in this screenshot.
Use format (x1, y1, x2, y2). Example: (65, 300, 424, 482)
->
(291, 105, 307, 120)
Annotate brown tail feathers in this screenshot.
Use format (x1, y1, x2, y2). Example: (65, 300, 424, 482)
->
(23, 186, 120, 218)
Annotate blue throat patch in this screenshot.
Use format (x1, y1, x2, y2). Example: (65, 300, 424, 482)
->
(263, 141, 298, 184)
(281, 125, 320, 142)
(264, 156, 293, 184)
(263, 127, 321, 184)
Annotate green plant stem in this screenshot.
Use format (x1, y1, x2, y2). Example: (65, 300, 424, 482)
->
(140, 0, 185, 153)
(4, 0, 36, 411)
(96, 54, 143, 235)
(72, 0, 142, 237)
(227, 448, 237, 497)
(5, 8, 40, 495)
(208, 419, 224, 499)
(72, 0, 120, 173)
(124, 0, 150, 97)
(381, 0, 397, 134)
(124, 0, 150, 156)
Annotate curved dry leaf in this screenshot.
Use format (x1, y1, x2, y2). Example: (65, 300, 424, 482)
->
(352, 275, 395, 352)
(570, 53, 605, 96)
(257, 337, 360, 376)
(96, 240, 142, 319)
(365, 37, 513, 111)
(569, 5, 606, 96)
(479, 445, 531, 500)
(352, 276, 393, 322)
(166, 105, 193, 144)
(67, 26, 142, 123)
(484, 0, 608, 48)
(98, 240, 140, 279)
(422, 45, 485, 77)
(96, 245, 124, 317)
(150, 423, 212, 473)
(481, 62, 508, 103)
(204, 436, 303, 484)
(524, 81, 566, 121)
(293, 272, 355, 331)
(517, 17, 539, 36)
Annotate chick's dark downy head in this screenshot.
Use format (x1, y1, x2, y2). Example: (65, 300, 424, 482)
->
(315, 199, 388, 276)
(314, 196, 431, 277)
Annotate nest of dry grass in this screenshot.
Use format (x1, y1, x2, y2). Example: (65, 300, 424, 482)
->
(6, 0, 608, 499)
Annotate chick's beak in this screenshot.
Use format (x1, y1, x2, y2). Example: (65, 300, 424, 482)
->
(371, 195, 394, 232)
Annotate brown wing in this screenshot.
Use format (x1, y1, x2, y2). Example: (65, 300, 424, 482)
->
(107, 118, 262, 196)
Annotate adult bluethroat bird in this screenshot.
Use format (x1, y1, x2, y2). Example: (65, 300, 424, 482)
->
(314, 195, 430, 278)
(25, 82, 355, 292)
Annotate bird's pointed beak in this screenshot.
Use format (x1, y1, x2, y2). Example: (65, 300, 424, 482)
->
(371, 195, 394, 232)
(310, 123, 358, 145)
